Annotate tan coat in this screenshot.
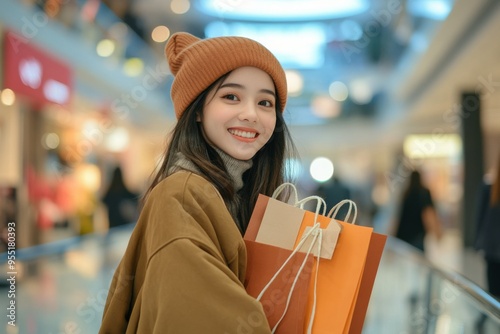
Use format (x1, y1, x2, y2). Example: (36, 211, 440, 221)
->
(99, 172, 271, 333)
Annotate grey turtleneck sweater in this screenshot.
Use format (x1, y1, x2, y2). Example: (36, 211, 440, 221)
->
(168, 148, 253, 233)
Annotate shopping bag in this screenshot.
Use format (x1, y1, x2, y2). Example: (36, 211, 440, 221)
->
(244, 189, 331, 333)
(245, 184, 386, 334)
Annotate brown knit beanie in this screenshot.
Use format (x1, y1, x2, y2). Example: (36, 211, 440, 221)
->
(165, 32, 287, 119)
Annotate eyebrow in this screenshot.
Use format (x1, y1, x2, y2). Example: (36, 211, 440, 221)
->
(219, 83, 276, 98)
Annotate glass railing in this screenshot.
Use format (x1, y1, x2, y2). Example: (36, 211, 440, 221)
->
(364, 237, 500, 333)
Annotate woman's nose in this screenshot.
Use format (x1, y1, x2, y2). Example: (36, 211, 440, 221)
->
(238, 103, 258, 122)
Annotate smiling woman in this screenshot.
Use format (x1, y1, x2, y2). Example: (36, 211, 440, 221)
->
(99, 32, 297, 333)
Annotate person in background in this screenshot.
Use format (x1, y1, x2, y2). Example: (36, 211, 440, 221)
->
(0, 187, 16, 252)
(101, 166, 139, 229)
(475, 153, 500, 300)
(394, 170, 443, 252)
(99, 32, 296, 333)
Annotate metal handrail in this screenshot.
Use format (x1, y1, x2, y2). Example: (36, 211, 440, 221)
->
(385, 236, 500, 321)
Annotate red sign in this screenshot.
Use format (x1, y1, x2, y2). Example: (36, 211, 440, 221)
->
(3, 30, 73, 106)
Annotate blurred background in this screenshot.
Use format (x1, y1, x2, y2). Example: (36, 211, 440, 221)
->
(0, 0, 499, 333)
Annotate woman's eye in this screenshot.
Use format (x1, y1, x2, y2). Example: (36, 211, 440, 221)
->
(222, 94, 238, 101)
(259, 100, 273, 107)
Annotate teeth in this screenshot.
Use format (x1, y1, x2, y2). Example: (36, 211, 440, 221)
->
(229, 129, 257, 138)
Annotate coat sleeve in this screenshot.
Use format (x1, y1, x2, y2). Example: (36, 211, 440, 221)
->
(132, 238, 271, 333)
(99, 222, 148, 334)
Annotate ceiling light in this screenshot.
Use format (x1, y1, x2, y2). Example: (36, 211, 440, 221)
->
(105, 127, 130, 152)
(96, 39, 115, 57)
(76, 164, 101, 192)
(403, 134, 461, 159)
(171, 0, 190, 14)
(152, 25, 170, 43)
(1, 89, 16, 106)
(311, 95, 341, 118)
(198, 0, 369, 21)
(123, 57, 144, 77)
(310, 157, 334, 183)
(349, 79, 373, 104)
(407, 0, 453, 20)
(286, 70, 304, 96)
(205, 22, 326, 69)
(42, 133, 60, 150)
(329, 81, 349, 102)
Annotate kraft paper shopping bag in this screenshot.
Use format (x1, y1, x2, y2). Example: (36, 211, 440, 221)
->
(255, 198, 305, 250)
(254, 196, 341, 259)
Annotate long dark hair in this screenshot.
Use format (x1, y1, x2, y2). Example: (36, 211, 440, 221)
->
(404, 170, 424, 197)
(105, 167, 129, 194)
(143, 71, 298, 226)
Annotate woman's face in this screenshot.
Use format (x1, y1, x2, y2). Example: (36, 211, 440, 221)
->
(200, 66, 277, 160)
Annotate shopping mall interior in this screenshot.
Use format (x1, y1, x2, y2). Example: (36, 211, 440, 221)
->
(0, 0, 499, 333)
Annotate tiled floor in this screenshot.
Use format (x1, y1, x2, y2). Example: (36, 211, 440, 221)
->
(0, 226, 498, 334)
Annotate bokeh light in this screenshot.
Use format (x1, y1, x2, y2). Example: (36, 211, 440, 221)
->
(310, 157, 334, 182)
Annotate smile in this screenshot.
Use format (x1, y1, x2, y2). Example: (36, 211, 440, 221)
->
(228, 129, 258, 139)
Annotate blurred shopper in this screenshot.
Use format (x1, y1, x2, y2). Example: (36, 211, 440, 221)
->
(394, 170, 442, 252)
(99, 32, 296, 333)
(0, 187, 16, 252)
(475, 154, 500, 299)
(101, 166, 139, 229)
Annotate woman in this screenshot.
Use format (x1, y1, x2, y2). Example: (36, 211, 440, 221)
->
(99, 32, 296, 333)
(101, 166, 139, 229)
(395, 170, 442, 252)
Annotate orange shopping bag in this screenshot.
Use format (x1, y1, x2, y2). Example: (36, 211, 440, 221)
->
(294, 199, 386, 334)
(245, 184, 386, 334)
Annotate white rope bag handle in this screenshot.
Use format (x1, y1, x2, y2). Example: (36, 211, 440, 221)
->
(272, 182, 299, 204)
(327, 199, 358, 224)
(272, 182, 328, 226)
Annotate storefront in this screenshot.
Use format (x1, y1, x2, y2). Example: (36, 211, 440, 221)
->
(1, 28, 75, 248)
(0, 25, 167, 249)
